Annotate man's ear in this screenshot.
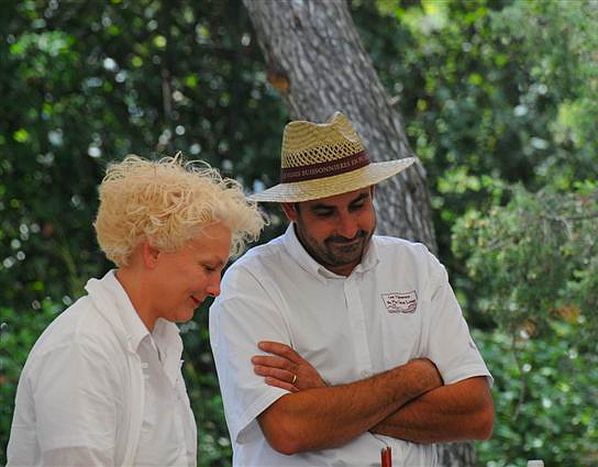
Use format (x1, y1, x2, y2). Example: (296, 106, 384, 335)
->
(142, 240, 161, 269)
(281, 203, 298, 222)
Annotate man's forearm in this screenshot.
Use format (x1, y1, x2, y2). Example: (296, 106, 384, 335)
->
(370, 376, 494, 443)
(258, 358, 442, 454)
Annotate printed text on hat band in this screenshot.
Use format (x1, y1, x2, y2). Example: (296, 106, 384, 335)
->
(280, 151, 370, 183)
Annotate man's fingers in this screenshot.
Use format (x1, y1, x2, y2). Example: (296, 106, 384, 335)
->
(257, 341, 302, 363)
(254, 361, 299, 392)
(264, 377, 298, 393)
(253, 365, 295, 383)
(251, 355, 291, 369)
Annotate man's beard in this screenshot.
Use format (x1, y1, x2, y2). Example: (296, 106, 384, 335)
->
(296, 226, 374, 272)
(321, 230, 370, 267)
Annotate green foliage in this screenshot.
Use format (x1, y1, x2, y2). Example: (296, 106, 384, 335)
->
(453, 184, 598, 465)
(474, 323, 598, 466)
(452, 185, 598, 340)
(181, 306, 233, 466)
(352, 0, 598, 281)
(0, 0, 286, 308)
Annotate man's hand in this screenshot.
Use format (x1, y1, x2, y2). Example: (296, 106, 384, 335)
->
(251, 341, 328, 392)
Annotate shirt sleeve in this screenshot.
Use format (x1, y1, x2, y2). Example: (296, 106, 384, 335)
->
(421, 256, 492, 385)
(25, 337, 122, 465)
(209, 265, 291, 444)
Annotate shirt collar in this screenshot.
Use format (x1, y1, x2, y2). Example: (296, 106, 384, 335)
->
(104, 271, 183, 385)
(356, 234, 379, 273)
(282, 223, 380, 281)
(103, 270, 151, 352)
(152, 318, 184, 387)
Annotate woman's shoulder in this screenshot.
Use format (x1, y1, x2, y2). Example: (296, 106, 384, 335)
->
(26, 296, 123, 364)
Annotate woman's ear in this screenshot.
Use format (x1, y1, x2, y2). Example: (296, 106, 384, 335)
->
(142, 240, 161, 269)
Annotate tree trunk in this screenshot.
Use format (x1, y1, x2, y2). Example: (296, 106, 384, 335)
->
(243, 0, 436, 253)
(243, 1, 475, 466)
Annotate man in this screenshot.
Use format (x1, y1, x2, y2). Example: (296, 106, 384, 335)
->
(209, 112, 494, 466)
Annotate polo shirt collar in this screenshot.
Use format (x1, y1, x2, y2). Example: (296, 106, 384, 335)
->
(356, 234, 379, 273)
(282, 223, 380, 281)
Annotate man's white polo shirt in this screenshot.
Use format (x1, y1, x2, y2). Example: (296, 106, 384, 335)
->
(210, 224, 491, 466)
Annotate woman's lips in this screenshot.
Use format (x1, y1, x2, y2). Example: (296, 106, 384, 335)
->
(190, 296, 202, 306)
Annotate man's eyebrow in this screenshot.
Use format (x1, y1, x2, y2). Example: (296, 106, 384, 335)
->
(310, 192, 370, 211)
(349, 193, 369, 204)
(310, 203, 334, 210)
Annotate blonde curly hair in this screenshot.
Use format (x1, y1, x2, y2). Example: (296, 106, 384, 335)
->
(94, 154, 265, 266)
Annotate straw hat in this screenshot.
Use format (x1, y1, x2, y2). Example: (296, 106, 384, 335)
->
(248, 112, 416, 202)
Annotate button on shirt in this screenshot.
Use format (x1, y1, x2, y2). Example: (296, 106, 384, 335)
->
(7, 271, 197, 467)
(209, 225, 491, 466)
(119, 289, 197, 467)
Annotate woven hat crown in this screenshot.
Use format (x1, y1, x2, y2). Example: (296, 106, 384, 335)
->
(281, 112, 365, 169)
(247, 111, 416, 202)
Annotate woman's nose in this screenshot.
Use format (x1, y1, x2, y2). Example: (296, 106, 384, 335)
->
(206, 276, 222, 297)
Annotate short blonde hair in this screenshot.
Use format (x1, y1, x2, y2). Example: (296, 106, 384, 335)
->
(94, 154, 265, 266)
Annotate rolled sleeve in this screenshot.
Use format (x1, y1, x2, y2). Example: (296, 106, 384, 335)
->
(423, 261, 492, 385)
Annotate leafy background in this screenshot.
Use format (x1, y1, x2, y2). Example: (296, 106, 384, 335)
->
(1, 0, 596, 465)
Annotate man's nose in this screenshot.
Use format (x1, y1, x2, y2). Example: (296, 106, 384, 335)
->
(336, 213, 359, 239)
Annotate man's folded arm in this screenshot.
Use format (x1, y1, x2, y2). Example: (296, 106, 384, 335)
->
(253, 341, 493, 451)
(257, 358, 442, 455)
(370, 376, 494, 443)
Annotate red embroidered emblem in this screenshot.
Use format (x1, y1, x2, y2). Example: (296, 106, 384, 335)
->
(381, 290, 418, 313)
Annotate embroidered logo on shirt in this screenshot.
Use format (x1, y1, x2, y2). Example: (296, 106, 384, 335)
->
(381, 290, 418, 313)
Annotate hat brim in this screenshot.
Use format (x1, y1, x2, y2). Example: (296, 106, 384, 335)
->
(248, 157, 417, 203)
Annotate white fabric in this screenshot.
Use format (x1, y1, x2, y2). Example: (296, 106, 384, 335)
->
(7, 270, 197, 467)
(209, 224, 491, 466)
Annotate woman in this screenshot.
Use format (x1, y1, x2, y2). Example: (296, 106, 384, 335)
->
(7, 155, 264, 466)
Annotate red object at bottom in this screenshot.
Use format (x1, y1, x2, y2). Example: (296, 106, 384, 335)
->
(381, 446, 392, 467)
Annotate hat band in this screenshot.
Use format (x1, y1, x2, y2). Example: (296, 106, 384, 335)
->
(280, 150, 370, 183)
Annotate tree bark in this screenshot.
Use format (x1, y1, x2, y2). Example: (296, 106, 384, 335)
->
(243, 0, 437, 253)
(243, 1, 477, 466)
